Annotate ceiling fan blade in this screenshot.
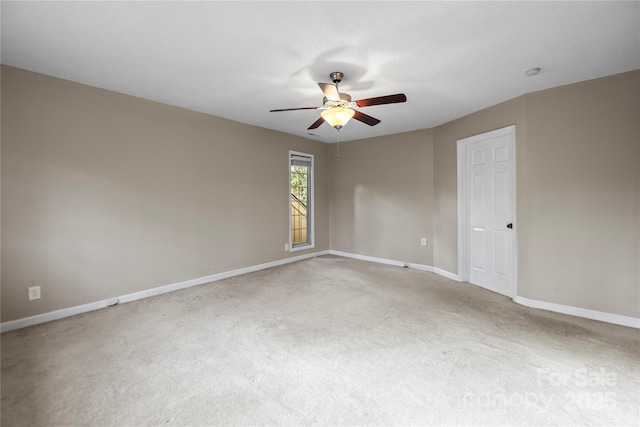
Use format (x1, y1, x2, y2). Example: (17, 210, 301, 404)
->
(353, 110, 381, 126)
(307, 116, 325, 129)
(355, 93, 407, 108)
(270, 106, 319, 112)
(318, 83, 340, 101)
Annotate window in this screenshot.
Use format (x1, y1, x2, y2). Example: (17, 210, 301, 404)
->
(289, 151, 314, 251)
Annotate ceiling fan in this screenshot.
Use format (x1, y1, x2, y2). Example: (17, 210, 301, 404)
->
(270, 72, 407, 130)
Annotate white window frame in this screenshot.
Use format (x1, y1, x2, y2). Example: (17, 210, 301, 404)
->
(289, 150, 315, 252)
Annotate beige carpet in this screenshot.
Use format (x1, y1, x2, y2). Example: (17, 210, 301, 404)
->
(2, 255, 639, 426)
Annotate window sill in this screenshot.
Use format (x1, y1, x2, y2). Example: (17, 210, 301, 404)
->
(290, 243, 315, 253)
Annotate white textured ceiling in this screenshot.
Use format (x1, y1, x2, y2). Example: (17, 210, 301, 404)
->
(2, 1, 639, 143)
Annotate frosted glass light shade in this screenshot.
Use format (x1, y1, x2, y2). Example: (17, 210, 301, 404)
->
(321, 107, 355, 129)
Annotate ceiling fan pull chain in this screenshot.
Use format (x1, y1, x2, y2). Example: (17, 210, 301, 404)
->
(337, 131, 341, 164)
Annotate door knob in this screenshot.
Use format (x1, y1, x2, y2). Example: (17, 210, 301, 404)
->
(507, 223, 513, 229)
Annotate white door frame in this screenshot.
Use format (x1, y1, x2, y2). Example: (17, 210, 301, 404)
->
(457, 125, 517, 298)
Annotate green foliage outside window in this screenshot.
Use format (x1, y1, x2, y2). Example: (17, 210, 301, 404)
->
(291, 166, 308, 205)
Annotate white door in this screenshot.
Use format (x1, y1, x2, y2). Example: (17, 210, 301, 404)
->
(458, 126, 515, 298)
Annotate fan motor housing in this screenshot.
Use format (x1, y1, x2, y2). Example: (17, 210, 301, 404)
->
(322, 93, 352, 109)
(330, 72, 344, 84)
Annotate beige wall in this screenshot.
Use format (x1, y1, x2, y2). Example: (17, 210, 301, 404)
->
(330, 70, 638, 318)
(523, 71, 639, 316)
(2, 65, 639, 323)
(328, 129, 434, 265)
(1, 66, 329, 322)
(431, 70, 639, 317)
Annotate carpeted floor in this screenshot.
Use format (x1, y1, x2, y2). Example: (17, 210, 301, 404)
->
(2, 255, 639, 426)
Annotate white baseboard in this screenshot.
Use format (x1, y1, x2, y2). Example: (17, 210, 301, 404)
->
(513, 296, 640, 329)
(327, 250, 465, 281)
(6, 250, 635, 332)
(1, 250, 330, 333)
(329, 250, 434, 272)
(434, 267, 461, 282)
(327, 250, 638, 329)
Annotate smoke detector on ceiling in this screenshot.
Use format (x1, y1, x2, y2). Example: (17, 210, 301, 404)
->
(525, 67, 541, 77)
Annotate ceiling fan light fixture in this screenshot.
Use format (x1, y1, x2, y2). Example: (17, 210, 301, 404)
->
(270, 72, 406, 132)
(321, 107, 355, 130)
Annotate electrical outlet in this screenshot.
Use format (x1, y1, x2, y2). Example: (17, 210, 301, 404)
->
(28, 286, 41, 301)
(285, 243, 289, 251)
(421, 237, 427, 246)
